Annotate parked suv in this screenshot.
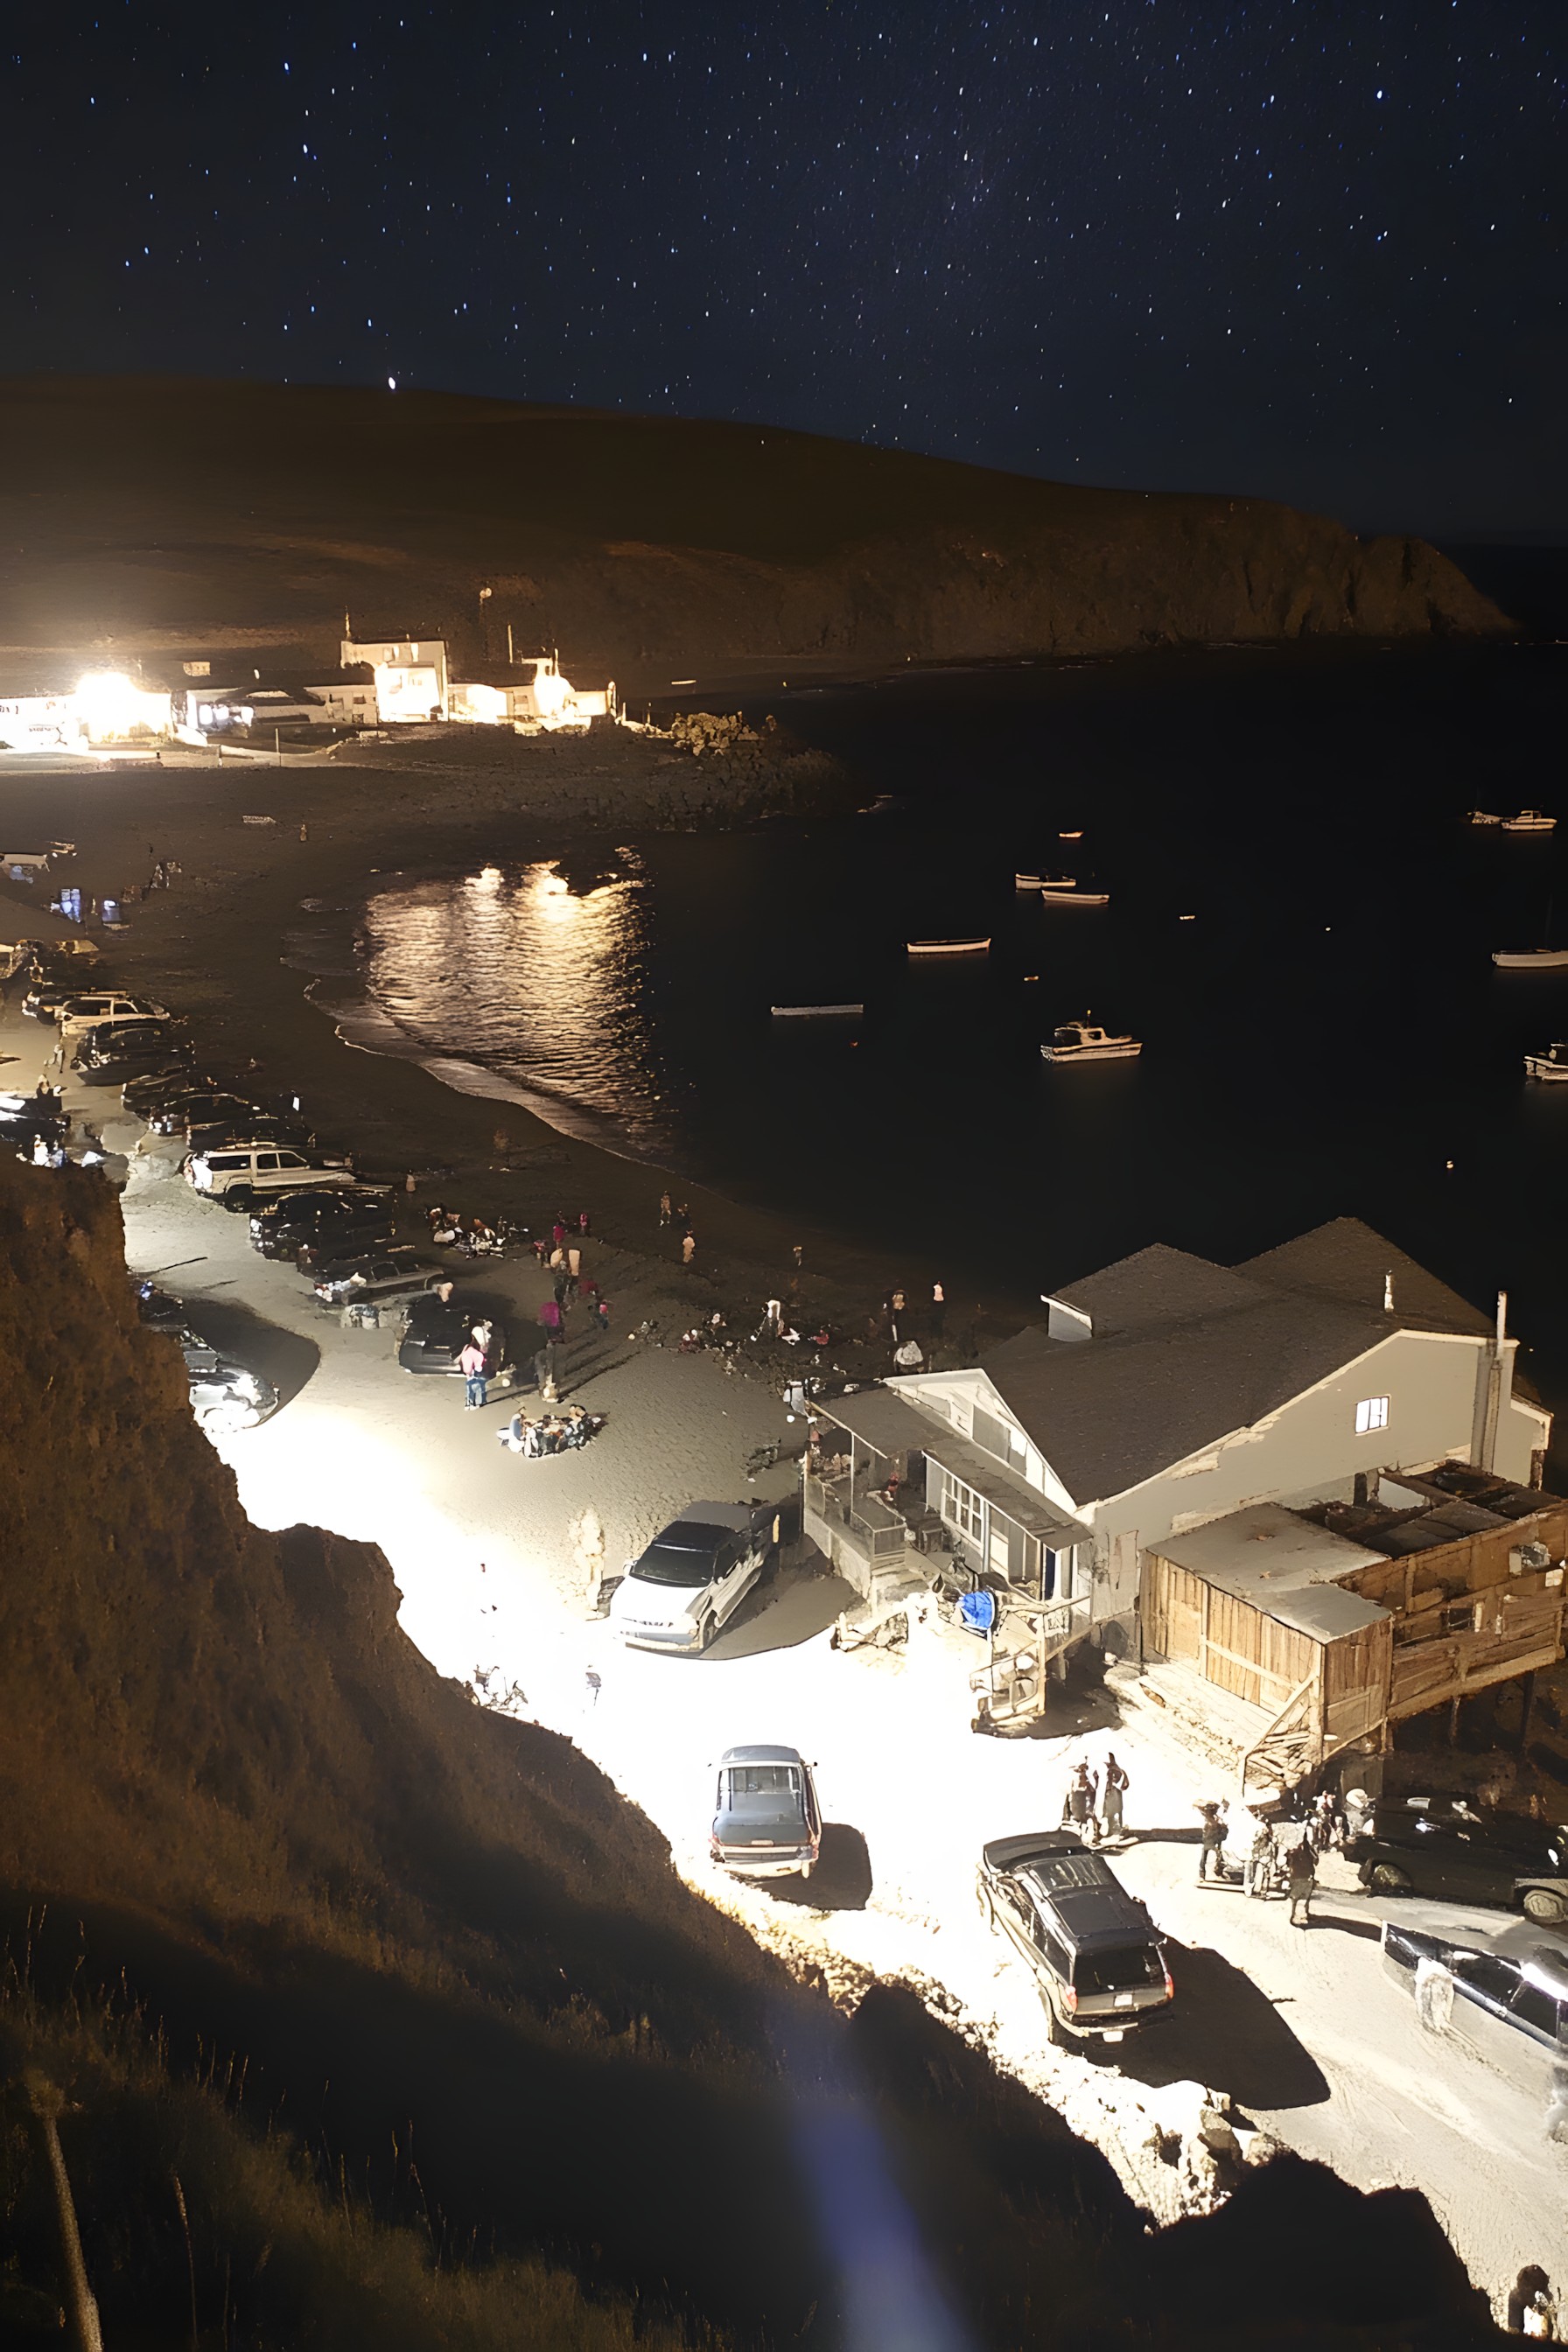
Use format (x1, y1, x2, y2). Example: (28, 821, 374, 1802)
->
(976, 1830, 1173, 2048)
(187, 1143, 348, 1207)
(57, 992, 169, 1050)
(397, 1301, 509, 1381)
(74, 1025, 193, 1086)
(1382, 1914, 1568, 2131)
(710, 1745, 822, 1881)
(609, 1502, 780, 1654)
(250, 1186, 396, 1262)
(309, 1247, 444, 1308)
(1348, 1796, 1568, 1922)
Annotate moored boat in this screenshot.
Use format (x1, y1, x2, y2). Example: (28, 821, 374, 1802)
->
(770, 1002, 864, 1018)
(1038, 876, 1110, 905)
(1524, 1041, 1568, 1081)
(1041, 1016, 1141, 1064)
(906, 937, 990, 956)
(1467, 809, 1502, 826)
(1493, 948, 1568, 970)
(1059, 829, 1084, 841)
(1502, 809, 1557, 833)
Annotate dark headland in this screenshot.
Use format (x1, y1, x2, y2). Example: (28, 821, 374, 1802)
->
(0, 374, 1508, 684)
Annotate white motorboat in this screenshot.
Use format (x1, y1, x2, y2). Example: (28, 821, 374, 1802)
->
(1494, 948, 1568, 970)
(1502, 809, 1557, 833)
(1042, 1016, 1142, 1064)
(1524, 1041, 1568, 1081)
(1467, 809, 1502, 826)
(770, 1002, 864, 1018)
(907, 937, 990, 956)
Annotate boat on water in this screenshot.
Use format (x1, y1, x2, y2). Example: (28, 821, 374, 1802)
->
(1502, 809, 1557, 833)
(1016, 872, 1110, 903)
(1059, 829, 1084, 841)
(1467, 809, 1502, 826)
(1493, 948, 1568, 970)
(906, 937, 990, 956)
(1042, 1016, 1142, 1064)
(1524, 1041, 1568, 1081)
(770, 1002, 864, 1018)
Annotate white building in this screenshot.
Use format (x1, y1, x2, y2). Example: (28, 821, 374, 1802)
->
(450, 654, 614, 732)
(340, 634, 451, 724)
(806, 1220, 1551, 1692)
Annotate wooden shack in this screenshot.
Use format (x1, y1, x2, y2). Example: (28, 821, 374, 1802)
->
(1142, 1465, 1567, 1795)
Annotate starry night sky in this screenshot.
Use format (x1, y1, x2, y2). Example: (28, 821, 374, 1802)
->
(2, 3, 1561, 536)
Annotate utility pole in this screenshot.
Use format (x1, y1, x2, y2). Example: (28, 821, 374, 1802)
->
(14, 2071, 104, 2352)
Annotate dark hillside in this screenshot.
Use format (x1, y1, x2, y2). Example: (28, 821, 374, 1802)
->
(0, 1152, 1502, 2348)
(0, 376, 1507, 691)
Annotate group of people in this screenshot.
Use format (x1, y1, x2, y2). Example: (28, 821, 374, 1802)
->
(1196, 1799, 1322, 1925)
(498, 1405, 603, 1458)
(1060, 1754, 1130, 1842)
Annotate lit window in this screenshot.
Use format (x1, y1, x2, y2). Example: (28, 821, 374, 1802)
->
(1354, 1396, 1390, 1435)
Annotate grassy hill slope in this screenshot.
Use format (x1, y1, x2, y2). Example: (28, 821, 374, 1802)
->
(0, 376, 1508, 689)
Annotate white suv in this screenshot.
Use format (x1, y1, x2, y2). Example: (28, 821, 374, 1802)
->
(610, 1502, 780, 1654)
(58, 992, 169, 1050)
(187, 1144, 347, 1205)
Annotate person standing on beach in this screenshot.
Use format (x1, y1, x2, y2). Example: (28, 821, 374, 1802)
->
(931, 1281, 946, 1342)
(1099, 1754, 1129, 1839)
(682, 1230, 696, 1267)
(594, 1294, 611, 1333)
(458, 1334, 488, 1412)
(659, 1189, 671, 1227)
(578, 1208, 591, 1236)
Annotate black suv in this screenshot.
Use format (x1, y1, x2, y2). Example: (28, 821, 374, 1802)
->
(1348, 1797, 1568, 1923)
(249, 1187, 396, 1262)
(976, 1830, 1173, 2048)
(398, 1301, 509, 1380)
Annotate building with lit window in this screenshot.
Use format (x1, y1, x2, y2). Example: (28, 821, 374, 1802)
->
(805, 1220, 1559, 1750)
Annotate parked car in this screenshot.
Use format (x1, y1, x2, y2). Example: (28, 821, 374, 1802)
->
(180, 1334, 278, 1434)
(144, 1089, 262, 1138)
(608, 1502, 781, 1653)
(74, 1027, 195, 1086)
(186, 1110, 316, 1157)
(1348, 1796, 1568, 1922)
(0, 1089, 68, 1152)
(122, 1069, 226, 1116)
(250, 1186, 396, 1261)
(397, 1300, 509, 1379)
(57, 992, 169, 1050)
(710, 1744, 822, 1881)
(23, 975, 93, 1020)
(1382, 1914, 1568, 2125)
(976, 1830, 1174, 2048)
(309, 1246, 446, 1308)
(187, 1143, 349, 1207)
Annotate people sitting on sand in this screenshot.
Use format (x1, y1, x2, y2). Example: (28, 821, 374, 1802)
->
(679, 1327, 703, 1353)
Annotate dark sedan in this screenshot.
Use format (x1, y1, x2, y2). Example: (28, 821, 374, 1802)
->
(147, 1090, 262, 1138)
(74, 1028, 194, 1086)
(1349, 1796, 1568, 1923)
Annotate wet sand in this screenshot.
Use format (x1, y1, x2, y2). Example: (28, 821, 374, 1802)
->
(0, 725, 1022, 1358)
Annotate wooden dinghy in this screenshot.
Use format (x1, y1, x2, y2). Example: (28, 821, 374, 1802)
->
(770, 1002, 864, 1017)
(906, 937, 990, 956)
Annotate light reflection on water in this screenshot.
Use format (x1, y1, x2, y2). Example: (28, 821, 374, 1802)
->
(363, 854, 683, 1156)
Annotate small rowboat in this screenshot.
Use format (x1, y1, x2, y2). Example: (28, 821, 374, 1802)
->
(1502, 809, 1557, 834)
(1524, 1042, 1568, 1082)
(907, 938, 990, 956)
(1059, 829, 1084, 840)
(1493, 948, 1568, 970)
(1468, 809, 1502, 826)
(770, 1003, 864, 1018)
(1039, 878, 1109, 905)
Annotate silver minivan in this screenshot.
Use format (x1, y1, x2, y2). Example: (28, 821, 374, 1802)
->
(186, 1143, 347, 1205)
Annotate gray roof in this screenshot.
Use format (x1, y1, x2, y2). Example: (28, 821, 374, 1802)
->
(1151, 1503, 1390, 1642)
(985, 1218, 1493, 1506)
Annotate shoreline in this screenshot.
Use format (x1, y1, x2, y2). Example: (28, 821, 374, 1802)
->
(0, 723, 1028, 1358)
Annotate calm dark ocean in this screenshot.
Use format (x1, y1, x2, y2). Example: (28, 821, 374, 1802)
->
(361, 606, 1568, 1441)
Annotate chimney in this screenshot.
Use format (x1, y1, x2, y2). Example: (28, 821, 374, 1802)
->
(1495, 1289, 1508, 1358)
(1382, 1270, 1394, 1312)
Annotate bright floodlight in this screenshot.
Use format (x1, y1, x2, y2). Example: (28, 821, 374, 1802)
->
(74, 671, 141, 738)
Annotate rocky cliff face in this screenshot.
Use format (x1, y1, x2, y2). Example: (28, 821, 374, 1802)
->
(0, 377, 1508, 686)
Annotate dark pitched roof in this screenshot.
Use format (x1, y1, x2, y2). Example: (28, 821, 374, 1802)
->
(1052, 1243, 1261, 1336)
(1239, 1218, 1493, 1339)
(984, 1219, 1490, 1506)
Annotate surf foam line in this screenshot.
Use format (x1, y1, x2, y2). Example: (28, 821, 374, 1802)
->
(304, 977, 675, 1172)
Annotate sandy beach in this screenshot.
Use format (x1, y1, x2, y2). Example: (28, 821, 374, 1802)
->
(0, 722, 1028, 1360)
